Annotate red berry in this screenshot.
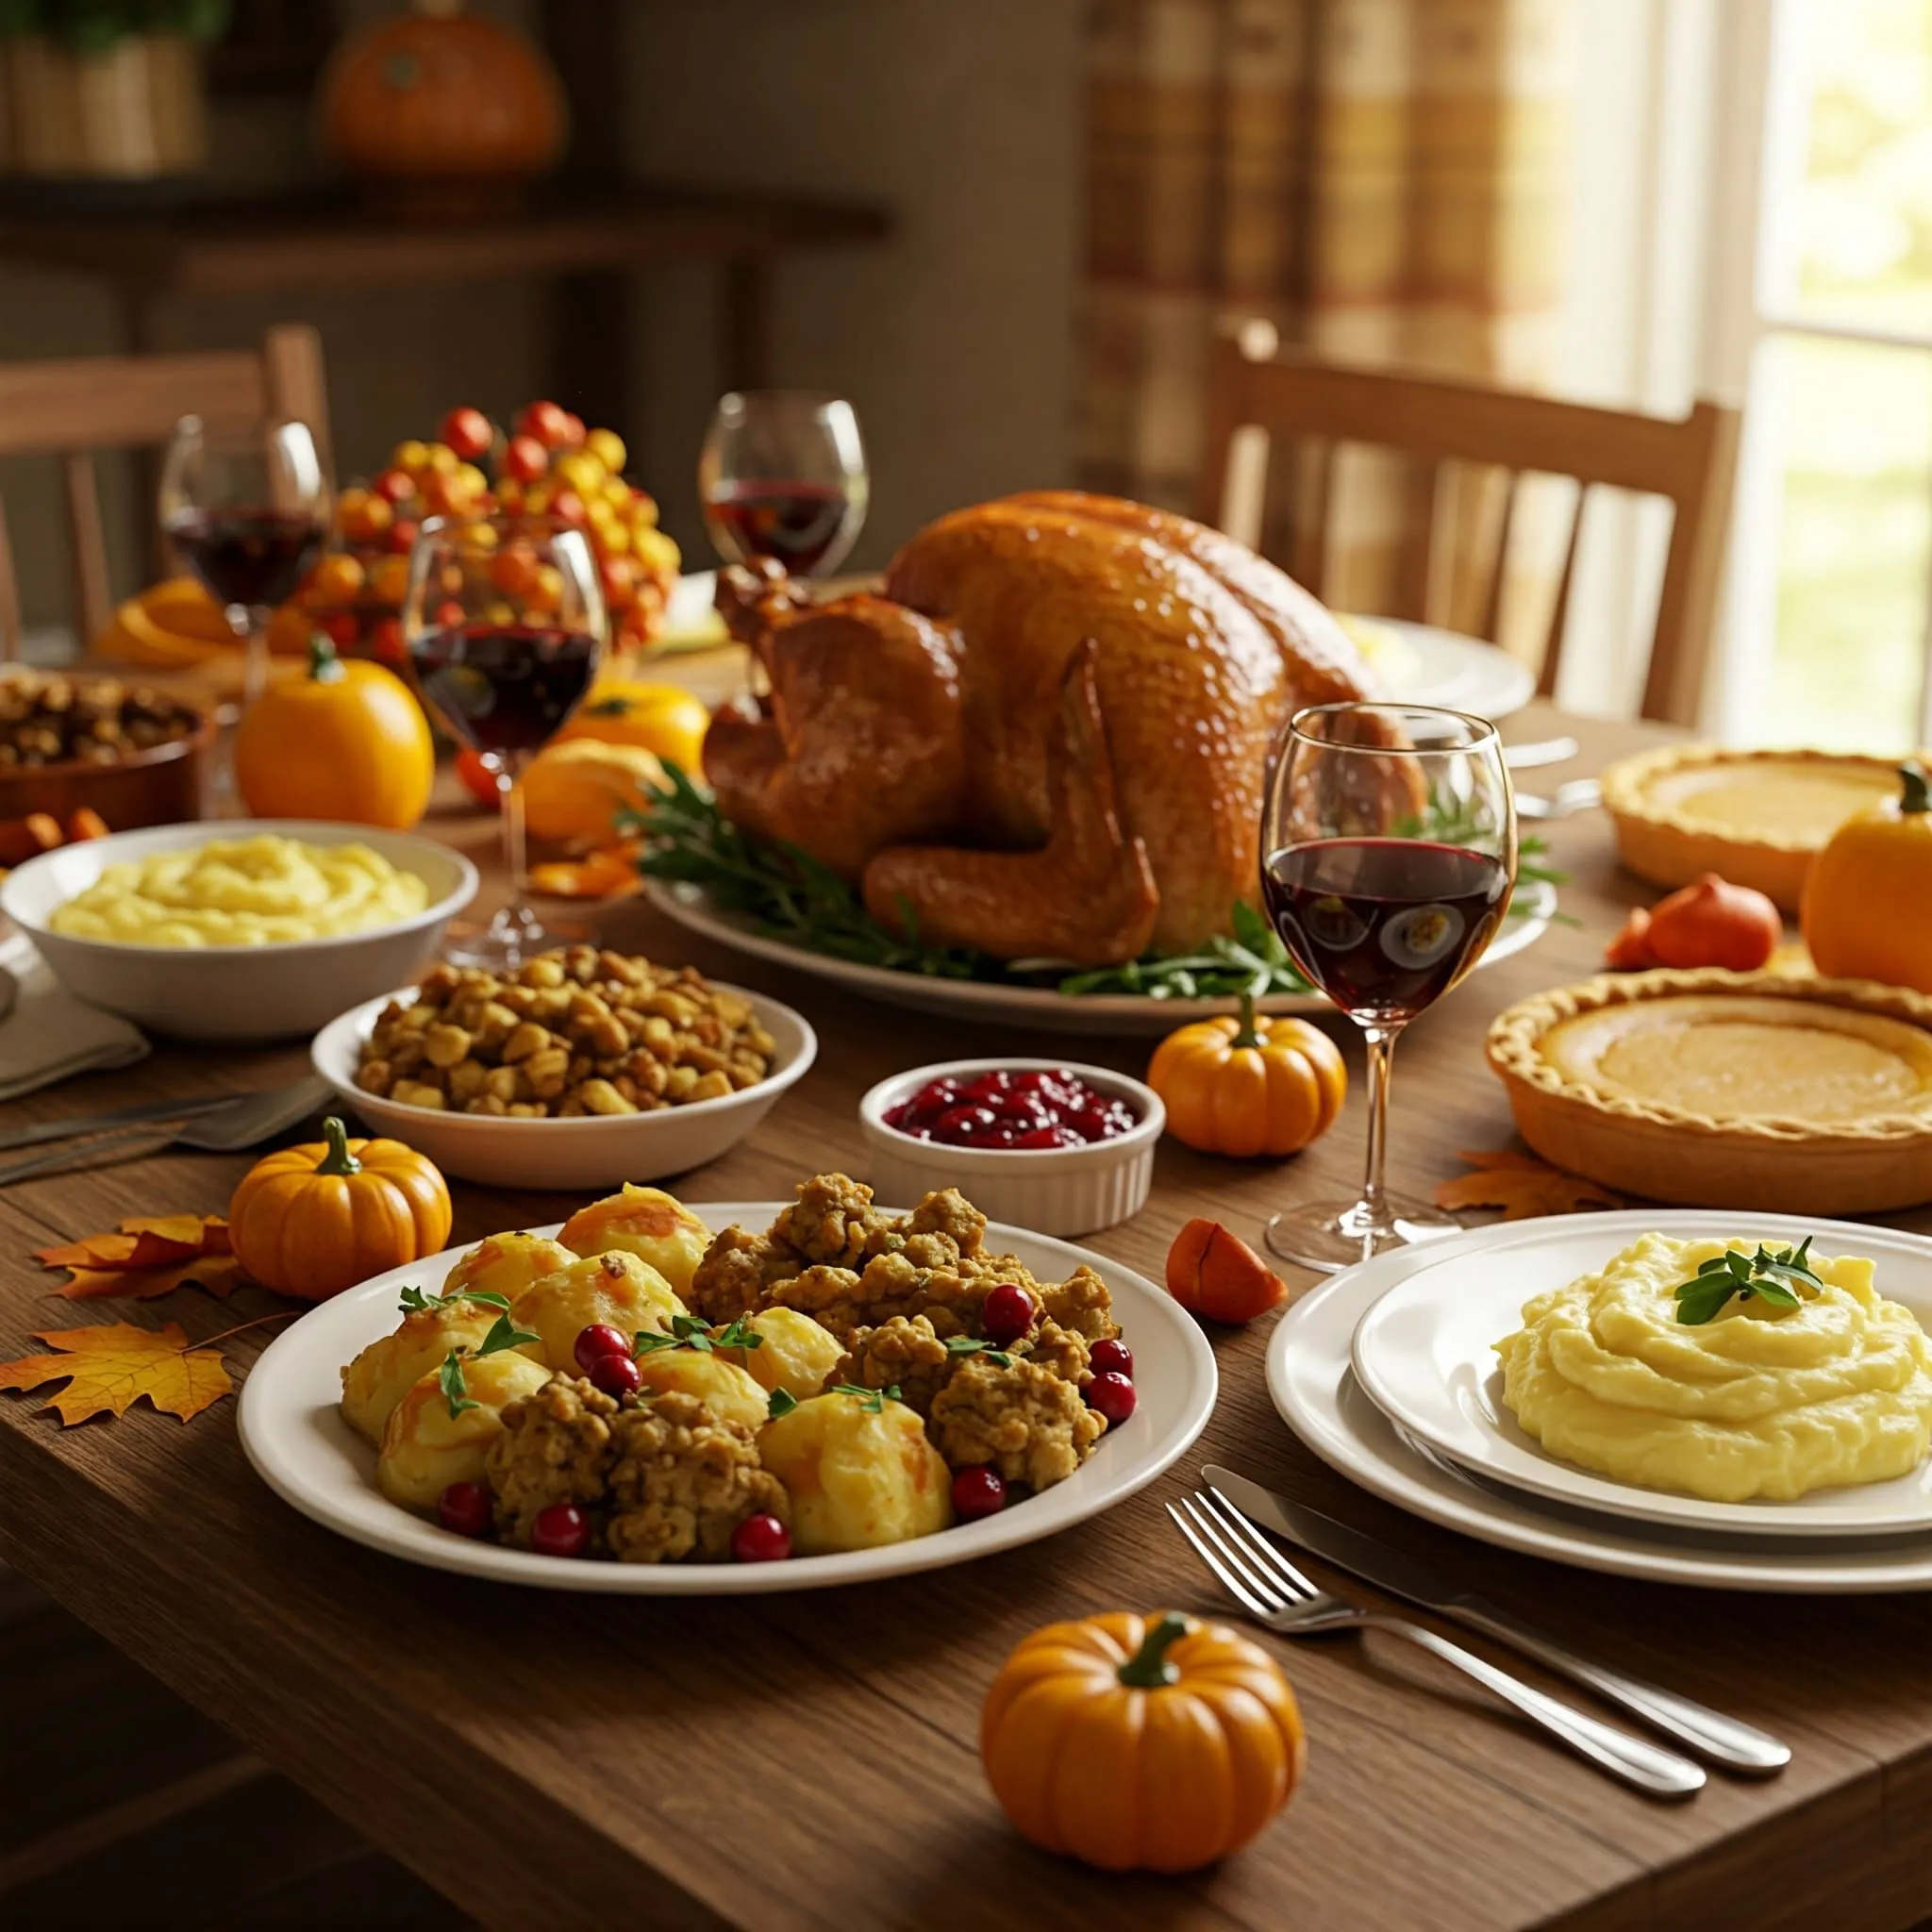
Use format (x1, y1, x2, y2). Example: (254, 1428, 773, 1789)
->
(1089, 1337, 1134, 1379)
(549, 488, 588, 527)
(1087, 1371, 1137, 1424)
(951, 1465, 1007, 1521)
(374, 466, 417, 505)
(981, 1282, 1037, 1346)
(588, 1351, 641, 1399)
(731, 1512, 791, 1562)
(503, 433, 548, 483)
(440, 406, 494, 463)
(574, 1323, 631, 1374)
(531, 1503, 591, 1558)
(437, 1480, 492, 1538)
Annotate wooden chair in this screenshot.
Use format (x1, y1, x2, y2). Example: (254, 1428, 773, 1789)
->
(1195, 331, 1741, 724)
(0, 324, 330, 662)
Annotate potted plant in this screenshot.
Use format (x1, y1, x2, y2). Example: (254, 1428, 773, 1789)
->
(0, 1, 230, 183)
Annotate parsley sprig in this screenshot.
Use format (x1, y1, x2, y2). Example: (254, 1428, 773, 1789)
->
(629, 763, 1564, 1001)
(633, 1312, 762, 1357)
(945, 1336, 1013, 1368)
(437, 1308, 542, 1418)
(830, 1382, 901, 1414)
(1672, 1239, 1824, 1325)
(401, 1284, 512, 1316)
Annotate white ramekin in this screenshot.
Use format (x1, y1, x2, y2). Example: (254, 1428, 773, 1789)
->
(858, 1057, 1164, 1237)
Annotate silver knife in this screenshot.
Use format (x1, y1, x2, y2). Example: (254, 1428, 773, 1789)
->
(1203, 1464, 1790, 1775)
(0, 1091, 245, 1155)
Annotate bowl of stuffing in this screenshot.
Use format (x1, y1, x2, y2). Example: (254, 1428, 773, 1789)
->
(312, 944, 817, 1188)
(859, 1058, 1164, 1238)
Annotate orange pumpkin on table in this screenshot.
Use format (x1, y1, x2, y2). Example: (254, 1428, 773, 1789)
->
(1802, 762, 1932, 992)
(233, 634, 435, 830)
(1148, 992, 1346, 1158)
(229, 1119, 451, 1301)
(982, 1610, 1305, 1872)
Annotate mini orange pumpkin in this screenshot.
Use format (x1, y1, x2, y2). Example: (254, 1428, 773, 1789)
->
(1148, 992, 1346, 1158)
(1803, 762, 1932, 991)
(229, 1118, 451, 1301)
(233, 634, 434, 830)
(982, 1610, 1305, 1872)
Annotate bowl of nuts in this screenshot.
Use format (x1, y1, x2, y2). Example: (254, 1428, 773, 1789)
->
(0, 668, 215, 832)
(310, 944, 818, 1188)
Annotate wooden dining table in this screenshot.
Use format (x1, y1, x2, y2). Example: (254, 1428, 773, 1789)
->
(5, 700, 1931, 1932)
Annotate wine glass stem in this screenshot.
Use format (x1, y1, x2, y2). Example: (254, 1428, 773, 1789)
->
(234, 606, 270, 708)
(496, 759, 531, 924)
(1358, 1023, 1402, 1218)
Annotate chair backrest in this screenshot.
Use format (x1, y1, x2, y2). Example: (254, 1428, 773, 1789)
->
(1195, 334, 1741, 724)
(0, 324, 330, 662)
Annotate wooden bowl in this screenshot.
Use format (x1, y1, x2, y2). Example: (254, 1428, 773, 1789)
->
(0, 706, 216, 832)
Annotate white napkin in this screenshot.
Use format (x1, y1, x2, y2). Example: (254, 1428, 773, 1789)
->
(0, 937, 148, 1101)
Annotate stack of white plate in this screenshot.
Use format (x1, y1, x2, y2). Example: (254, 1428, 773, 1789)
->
(1268, 1208, 1932, 1592)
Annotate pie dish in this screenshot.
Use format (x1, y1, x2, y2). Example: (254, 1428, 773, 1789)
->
(1486, 969, 1932, 1212)
(1601, 744, 1906, 909)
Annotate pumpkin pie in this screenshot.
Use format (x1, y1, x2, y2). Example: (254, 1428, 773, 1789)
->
(1601, 745, 1907, 910)
(1487, 970, 1932, 1213)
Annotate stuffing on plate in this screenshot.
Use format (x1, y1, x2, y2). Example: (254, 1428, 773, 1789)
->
(339, 1173, 1133, 1567)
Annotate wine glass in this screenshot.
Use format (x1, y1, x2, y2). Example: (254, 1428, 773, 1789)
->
(403, 513, 607, 970)
(698, 391, 868, 576)
(159, 416, 332, 712)
(1259, 702, 1517, 1272)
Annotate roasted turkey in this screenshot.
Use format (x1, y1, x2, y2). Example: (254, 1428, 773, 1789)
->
(703, 491, 1379, 965)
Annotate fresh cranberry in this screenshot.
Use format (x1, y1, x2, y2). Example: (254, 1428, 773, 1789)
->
(437, 1481, 492, 1538)
(588, 1351, 641, 1399)
(982, 1282, 1037, 1345)
(1068, 1106, 1111, 1141)
(1012, 1125, 1070, 1150)
(952, 1465, 1008, 1520)
(573, 1323, 632, 1374)
(962, 1071, 1011, 1105)
(1090, 1338, 1134, 1379)
(531, 1503, 591, 1557)
(732, 1512, 792, 1562)
(1087, 1371, 1137, 1424)
(933, 1104, 1000, 1143)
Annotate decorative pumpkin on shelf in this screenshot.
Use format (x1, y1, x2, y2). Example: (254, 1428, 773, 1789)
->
(1147, 992, 1346, 1158)
(982, 1610, 1305, 1872)
(1605, 873, 1782, 974)
(233, 634, 435, 830)
(229, 1119, 452, 1302)
(1802, 762, 1932, 993)
(317, 0, 567, 203)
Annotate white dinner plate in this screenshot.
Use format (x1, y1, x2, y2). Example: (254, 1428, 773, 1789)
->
(1269, 1214, 1932, 1592)
(1350, 1211, 1932, 1539)
(239, 1203, 1217, 1593)
(644, 878, 1556, 1036)
(1345, 615, 1537, 720)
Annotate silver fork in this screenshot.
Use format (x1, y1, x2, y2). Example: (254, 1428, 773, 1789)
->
(1170, 1490, 1705, 1798)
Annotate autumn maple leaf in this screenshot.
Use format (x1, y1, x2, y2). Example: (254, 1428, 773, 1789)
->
(1434, 1147, 1624, 1221)
(33, 1213, 242, 1301)
(0, 1323, 233, 1425)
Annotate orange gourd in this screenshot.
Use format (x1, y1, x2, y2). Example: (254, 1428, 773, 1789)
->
(1604, 873, 1781, 973)
(229, 1118, 452, 1301)
(234, 634, 435, 829)
(1148, 992, 1346, 1158)
(557, 679, 709, 774)
(519, 739, 664, 845)
(1802, 762, 1932, 992)
(982, 1610, 1305, 1872)
(319, 1, 566, 188)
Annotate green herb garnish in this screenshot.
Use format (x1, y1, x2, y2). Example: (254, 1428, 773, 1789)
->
(767, 1388, 798, 1422)
(440, 1349, 478, 1418)
(628, 763, 1564, 1000)
(476, 1310, 541, 1357)
(634, 1312, 724, 1356)
(944, 1336, 1013, 1367)
(830, 1382, 901, 1413)
(400, 1284, 512, 1316)
(1672, 1239, 1824, 1325)
(710, 1314, 764, 1353)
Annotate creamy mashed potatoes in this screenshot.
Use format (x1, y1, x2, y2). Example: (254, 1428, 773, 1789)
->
(1497, 1233, 1932, 1503)
(49, 834, 427, 947)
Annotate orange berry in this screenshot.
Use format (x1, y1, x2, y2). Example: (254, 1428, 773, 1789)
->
(585, 427, 625, 474)
(423, 442, 459, 477)
(311, 552, 365, 601)
(369, 554, 410, 605)
(392, 439, 430, 475)
(529, 563, 564, 612)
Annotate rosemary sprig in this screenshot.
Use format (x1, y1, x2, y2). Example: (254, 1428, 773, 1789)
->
(1672, 1239, 1824, 1325)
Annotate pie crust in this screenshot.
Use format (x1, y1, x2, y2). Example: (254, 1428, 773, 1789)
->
(1600, 745, 1905, 911)
(1487, 970, 1932, 1213)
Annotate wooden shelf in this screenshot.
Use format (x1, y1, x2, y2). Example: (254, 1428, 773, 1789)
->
(0, 181, 891, 297)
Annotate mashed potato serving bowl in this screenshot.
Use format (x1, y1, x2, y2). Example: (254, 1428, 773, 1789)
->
(0, 818, 477, 1041)
(238, 1200, 1218, 1593)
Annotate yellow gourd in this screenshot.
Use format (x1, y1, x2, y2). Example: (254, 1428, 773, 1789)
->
(1802, 762, 1932, 992)
(981, 1610, 1305, 1872)
(1148, 992, 1346, 1158)
(518, 739, 664, 845)
(233, 634, 434, 830)
(556, 678, 709, 774)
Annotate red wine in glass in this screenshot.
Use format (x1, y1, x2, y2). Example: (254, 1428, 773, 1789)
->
(166, 507, 326, 610)
(408, 623, 599, 758)
(1262, 838, 1511, 1024)
(703, 477, 858, 574)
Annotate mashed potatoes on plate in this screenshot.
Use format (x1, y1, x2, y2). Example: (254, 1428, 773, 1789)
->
(49, 834, 428, 947)
(1496, 1232, 1932, 1503)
